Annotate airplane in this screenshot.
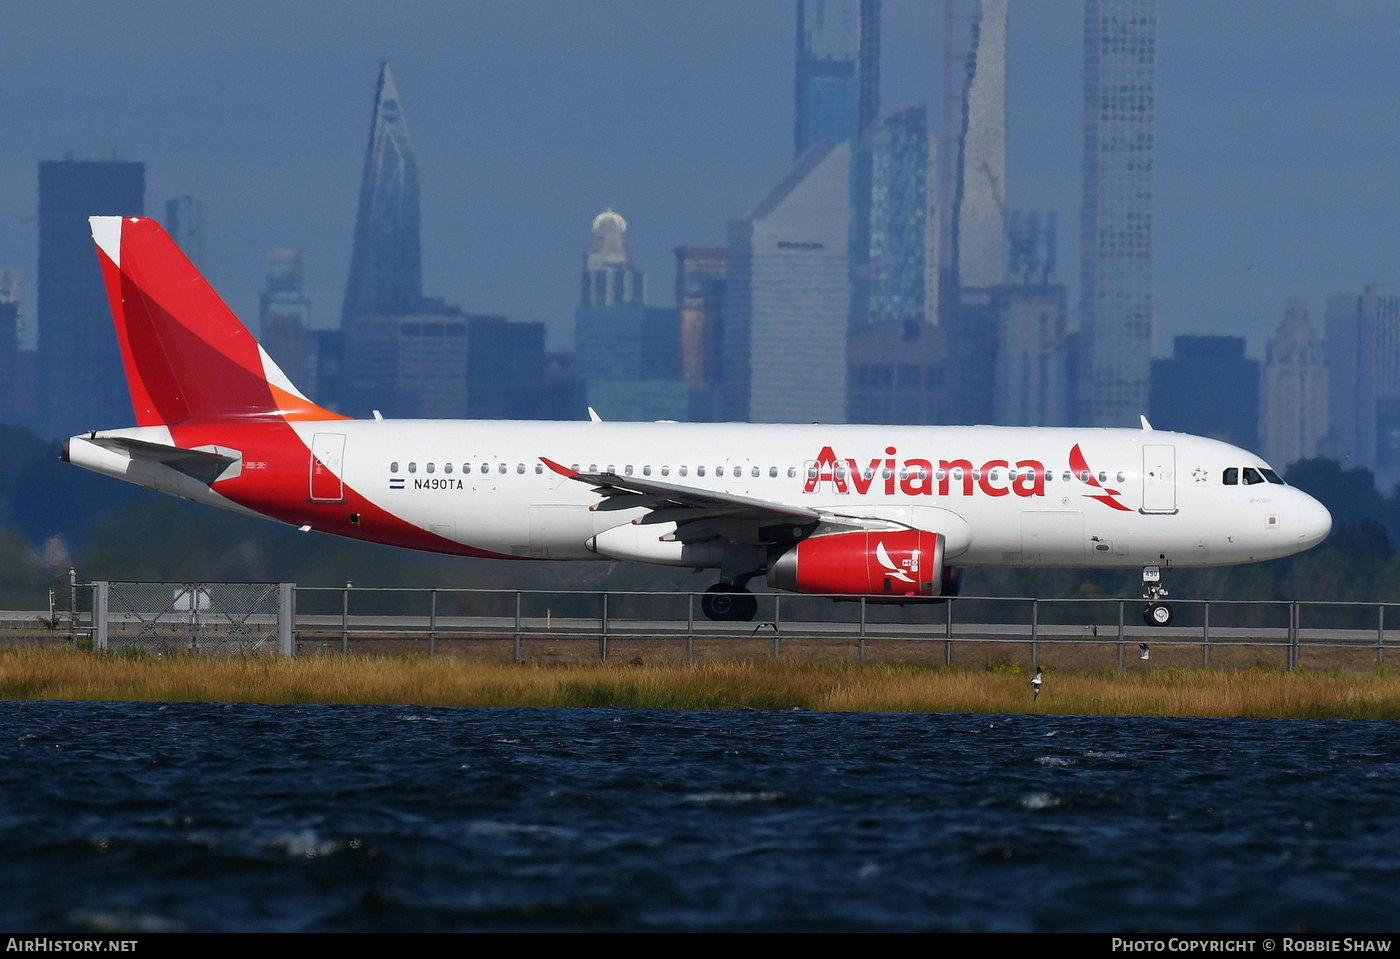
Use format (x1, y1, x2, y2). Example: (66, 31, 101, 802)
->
(63, 216, 1332, 625)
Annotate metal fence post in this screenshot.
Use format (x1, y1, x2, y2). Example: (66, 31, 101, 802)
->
(686, 592, 694, 665)
(945, 598, 953, 667)
(859, 597, 867, 663)
(514, 590, 522, 663)
(92, 581, 108, 652)
(341, 584, 350, 656)
(278, 583, 295, 657)
(1117, 600, 1125, 674)
(600, 592, 608, 663)
(1289, 601, 1299, 670)
(68, 567, 77, 647)
(1202, 600, 1210, 668)
(1378, 604, 1386, 668)
(1030, 599, 1038, 668)
(772, 595, 781, 661)
(429, 588, 438, 658)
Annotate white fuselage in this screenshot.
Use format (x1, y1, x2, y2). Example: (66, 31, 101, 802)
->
(69, 419, 1332, 572)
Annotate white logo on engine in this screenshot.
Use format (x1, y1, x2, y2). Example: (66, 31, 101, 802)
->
(875, 541, 915, 583)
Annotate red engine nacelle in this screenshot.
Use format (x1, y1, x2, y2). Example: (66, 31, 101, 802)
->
(767, 530, 947, 597)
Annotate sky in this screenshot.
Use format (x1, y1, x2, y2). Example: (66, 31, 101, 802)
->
(2, 1, 1399, 359)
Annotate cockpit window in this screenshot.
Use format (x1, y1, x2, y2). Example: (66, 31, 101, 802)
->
(1223, 468, 1238, 486)
(1261, 468, 1285, 485)
(1243, 467, 1266, 485)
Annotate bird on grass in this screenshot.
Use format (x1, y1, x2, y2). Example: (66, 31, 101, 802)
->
(1031, 667, 1043, 700)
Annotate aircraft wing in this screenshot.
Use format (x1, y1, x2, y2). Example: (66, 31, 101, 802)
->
(539, 456, 821, 529)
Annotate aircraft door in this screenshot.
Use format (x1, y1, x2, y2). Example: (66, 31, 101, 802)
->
(310, 433, 346, 503)
(1141, 444, 1177, 514)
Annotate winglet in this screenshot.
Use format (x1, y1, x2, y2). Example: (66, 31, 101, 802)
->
(1140, 415, 1153, 431)
(588, 407, 602, 423)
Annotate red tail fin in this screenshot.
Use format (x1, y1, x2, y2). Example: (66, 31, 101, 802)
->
(89, 215, 347, 426)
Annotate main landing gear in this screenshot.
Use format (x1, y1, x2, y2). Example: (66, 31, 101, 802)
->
(1142, 565, 1173, 626)
(701, 584, 757, 622)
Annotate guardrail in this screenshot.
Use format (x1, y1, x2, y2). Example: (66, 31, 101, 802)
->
(27, 584, 1400, 673)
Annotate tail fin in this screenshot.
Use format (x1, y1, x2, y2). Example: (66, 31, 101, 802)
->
(89, 215, 347, 426)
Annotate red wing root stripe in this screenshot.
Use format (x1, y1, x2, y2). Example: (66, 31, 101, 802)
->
(540, 456, 579, 478)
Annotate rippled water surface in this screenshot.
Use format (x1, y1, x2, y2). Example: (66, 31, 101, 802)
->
(1, 702, 1398, 932)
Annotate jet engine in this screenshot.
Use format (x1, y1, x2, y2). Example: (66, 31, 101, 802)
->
(767, 529, 948, 597)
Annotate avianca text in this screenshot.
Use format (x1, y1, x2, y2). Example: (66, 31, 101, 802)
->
(805, 446, 1046, 498)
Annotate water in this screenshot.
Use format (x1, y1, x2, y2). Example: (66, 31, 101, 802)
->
(1, 702, 1398, 933)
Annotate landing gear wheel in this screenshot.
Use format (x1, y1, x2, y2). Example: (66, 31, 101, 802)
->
(701, 584, 757, 622)
(1143, 602, 1173, 627)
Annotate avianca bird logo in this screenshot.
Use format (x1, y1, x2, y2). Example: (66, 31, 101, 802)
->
(875, 540, 917, 582)
(1069, 444, 1132, 511)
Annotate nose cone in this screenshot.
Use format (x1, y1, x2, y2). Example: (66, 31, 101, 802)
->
(1296, 493, 1332, 551)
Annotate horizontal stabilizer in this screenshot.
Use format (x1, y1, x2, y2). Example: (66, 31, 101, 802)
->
(86, 435, 241, 485)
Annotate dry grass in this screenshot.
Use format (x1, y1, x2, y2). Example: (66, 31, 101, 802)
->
(3, 648, 1400, 718)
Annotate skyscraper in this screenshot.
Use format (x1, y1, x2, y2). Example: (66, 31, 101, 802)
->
(941, 0, 1006, 426)
(1078, 0, 1156, 428)
(342, 62, 422, 326)
(1324, 286, 1400, 472)
(675, 246, 726, 420)
(1149, 336, 1259, 453)
(583, 209, 644, 307)
(794, 0, 879, 158)
(794, 0, 879, 326)
(38, 157, 144, 438)
(868, 104, 936, 327)
(1260, 298, 1328, 470)
(722, 141, 850, 424)
(259, 249, 316, 401)
(992, 212, 1071, 427)
(165, 195, 204, 268)
(574, 211, 688, 422)
(951, 0, 1006, 292)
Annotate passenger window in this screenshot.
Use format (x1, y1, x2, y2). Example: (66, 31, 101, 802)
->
(408, 462, 417, 474)
(863, 468, 874, 480)
(1117, 471, 1126, 483)
(606, 464, 615, 474)
(716, 466, 725, 477)
(660, 466, 669, 476)
(444, 463, 453, 474)
(516, 464, 525, 474)
(624, 465, 633, 476)
(535, 464, 543, 474)
(697, 466, 706, 477)
(770, 467, 778, 478)
(788, 467, 797, 479)
(498, 464, 506, 474)
(426, 463, 435, 474)
(1223, 468, 1238, 485)
(463, 463, 472, 474)
(390, 462, 399, 473)
(1098, 471, 1107, 483)
(643, 465, 651, 476)
(752, 466, 760, 478)
(679, 466, 688, 477)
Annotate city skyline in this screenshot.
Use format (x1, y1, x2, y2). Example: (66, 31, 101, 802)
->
(3, 1, 1400, 361)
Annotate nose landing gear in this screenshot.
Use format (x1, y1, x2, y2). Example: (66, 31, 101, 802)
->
(1142, 565, 1173, 626)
